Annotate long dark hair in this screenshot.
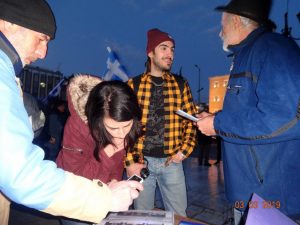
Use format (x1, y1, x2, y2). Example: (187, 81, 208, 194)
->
(145, 57, 151, 73)
(85, 80, 142, 161)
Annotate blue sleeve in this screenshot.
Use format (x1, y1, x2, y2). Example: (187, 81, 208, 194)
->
(0, 54, 66, 210)
(214, 36, 300, 145)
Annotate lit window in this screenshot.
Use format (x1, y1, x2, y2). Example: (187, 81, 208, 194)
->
(214, 96, 220, 102)
(214, 81, 219, 88)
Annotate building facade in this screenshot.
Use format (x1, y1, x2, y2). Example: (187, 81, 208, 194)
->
(208, 75, 229, 113)
(19, 65, 64, 100)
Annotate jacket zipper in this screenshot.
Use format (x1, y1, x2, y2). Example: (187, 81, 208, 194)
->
(62, 146, 83, 154)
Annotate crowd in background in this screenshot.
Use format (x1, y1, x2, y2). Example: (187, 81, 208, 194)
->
(24, 93, 69, 162)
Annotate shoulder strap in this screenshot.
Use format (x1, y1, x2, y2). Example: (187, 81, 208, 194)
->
(172, 74, 185, 94)
(132, 74, 143, 93)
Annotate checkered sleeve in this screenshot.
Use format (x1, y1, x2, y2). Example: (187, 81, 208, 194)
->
(178, 79, 197, 157)
(125, 79, 144, 166)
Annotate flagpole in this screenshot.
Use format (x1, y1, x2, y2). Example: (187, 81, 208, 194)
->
(194, 64, 201, 104)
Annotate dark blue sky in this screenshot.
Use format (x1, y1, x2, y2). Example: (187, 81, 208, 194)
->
(35, 0, 300, 103)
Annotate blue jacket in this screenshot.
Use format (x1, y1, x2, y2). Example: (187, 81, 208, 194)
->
(214, 27, 300, 216)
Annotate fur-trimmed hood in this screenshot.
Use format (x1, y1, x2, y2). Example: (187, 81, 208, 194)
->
(67, 74, 102, 123)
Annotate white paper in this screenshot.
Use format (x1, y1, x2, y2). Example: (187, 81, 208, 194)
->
(96, 210, 174, 225)
(175, 110, 199, 122)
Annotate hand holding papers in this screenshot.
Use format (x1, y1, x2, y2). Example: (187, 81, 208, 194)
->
(175, 110, 199, 122)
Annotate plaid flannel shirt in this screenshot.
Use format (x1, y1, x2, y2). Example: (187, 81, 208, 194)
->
(125, 72, 197, 166)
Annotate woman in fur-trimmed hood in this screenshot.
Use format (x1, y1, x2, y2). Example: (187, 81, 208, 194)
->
(56, 75, 142, 183)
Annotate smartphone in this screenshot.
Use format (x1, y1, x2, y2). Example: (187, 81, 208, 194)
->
(127, 174, 144, 183)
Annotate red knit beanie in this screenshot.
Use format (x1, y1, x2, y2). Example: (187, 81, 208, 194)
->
(146, 28, 175, 55)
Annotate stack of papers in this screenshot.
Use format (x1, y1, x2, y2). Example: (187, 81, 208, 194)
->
(97, 210, 174, 225)
(245, 193, 297, 225)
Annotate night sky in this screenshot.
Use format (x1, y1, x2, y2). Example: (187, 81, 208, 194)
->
(34, 0, 300, 102)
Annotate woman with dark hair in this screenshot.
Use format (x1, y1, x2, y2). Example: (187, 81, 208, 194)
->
(86, 80, 142, 164)
(57, 75, 141, 181)
(56, 76, 142, 225)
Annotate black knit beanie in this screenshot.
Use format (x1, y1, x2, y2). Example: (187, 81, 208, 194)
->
(0, 0, 56, 39)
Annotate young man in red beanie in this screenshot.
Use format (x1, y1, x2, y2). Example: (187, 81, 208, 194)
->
(126, 28, 197, 216)
(0, 0, 143, 224)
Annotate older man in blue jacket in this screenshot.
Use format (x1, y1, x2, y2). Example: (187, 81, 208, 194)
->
(197, 0, 300, 224)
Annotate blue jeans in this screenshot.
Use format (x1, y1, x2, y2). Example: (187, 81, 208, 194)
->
(233, 208, 245, 225)
(134, 156, 187, 216)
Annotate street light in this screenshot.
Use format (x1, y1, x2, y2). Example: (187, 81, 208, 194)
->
(194, 64, 203, 104)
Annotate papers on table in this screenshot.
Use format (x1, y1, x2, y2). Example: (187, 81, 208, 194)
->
(97, 210, 174, 225)
(245, 193, 297, 225)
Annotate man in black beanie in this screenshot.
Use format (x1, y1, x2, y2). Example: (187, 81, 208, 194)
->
(0, 0, 143, 224)
(196, 0, 300, 224)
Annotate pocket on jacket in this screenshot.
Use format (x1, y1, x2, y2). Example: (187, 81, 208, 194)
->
(249, 146, 264, 184)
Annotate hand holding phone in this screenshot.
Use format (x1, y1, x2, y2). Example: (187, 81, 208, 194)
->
(127, 174, 144, 183)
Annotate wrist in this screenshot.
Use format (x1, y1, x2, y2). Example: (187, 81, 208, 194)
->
(178, 151, 185, 159)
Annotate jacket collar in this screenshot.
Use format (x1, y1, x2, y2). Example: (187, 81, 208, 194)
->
(228, 27, 267, 54)
(143, 72, 173, 81)
(0, 32, 23, 76)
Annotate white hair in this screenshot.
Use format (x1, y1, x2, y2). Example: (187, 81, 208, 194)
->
(239, 16, 259, 29)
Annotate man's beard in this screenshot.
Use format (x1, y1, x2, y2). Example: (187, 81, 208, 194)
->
(221, 36, 230, 52)
(153, 58, 172, 72)
(222, 42, 230, 52)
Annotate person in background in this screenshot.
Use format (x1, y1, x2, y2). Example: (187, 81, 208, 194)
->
(0, 0, 143, 224)
(126, 28, 197, 216)
(214, 136, 222, 165)
(23, 92, 46, 139)
(197, 103, 212, 166)
(196, 0, 300, 224)
(56, 76, 142, 225)
(197, 132, 212, 167)
(44, 98, 68, 161)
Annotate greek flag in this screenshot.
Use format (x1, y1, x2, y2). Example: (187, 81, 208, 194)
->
(42, 78, 65, 104)
(103, 47, 128, 82)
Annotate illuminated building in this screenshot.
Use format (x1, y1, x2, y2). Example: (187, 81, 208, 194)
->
(208, 75, 229, 113)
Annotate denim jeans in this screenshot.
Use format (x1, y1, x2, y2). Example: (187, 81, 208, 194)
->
(233, 208, 245, 225)
(134, 156, 187, 216)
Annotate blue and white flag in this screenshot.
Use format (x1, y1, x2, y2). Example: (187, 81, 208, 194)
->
(42, 78, 65, 104)
(103, 47, 128, 82)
